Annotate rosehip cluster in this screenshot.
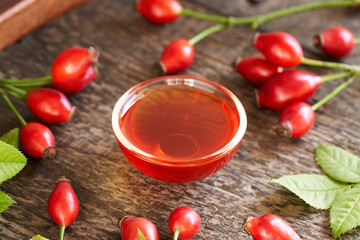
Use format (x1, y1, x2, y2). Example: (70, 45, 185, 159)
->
(119, 206, 201, 240)
(0, 47, 98, 159)
(235, 29, 358, 138)
(136, 1, 359, 138)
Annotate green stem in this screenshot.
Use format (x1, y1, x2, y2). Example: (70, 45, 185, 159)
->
(242, 0, 356, 29)
(173, 229, 180, 240)
(180, 9, 229, 23)
(0, 75, 52, 88)
(0, 83, 27, 98)
(355, 39, 360, 45)
(181, 0, 357, 29)
(320, 71, 353, 83)
(312, 74, 357, 111)
(0, 90, 27, 126)
(189, 24, 227, 45)
(301, 57, 360, 72)
(59, 225, 65, 240)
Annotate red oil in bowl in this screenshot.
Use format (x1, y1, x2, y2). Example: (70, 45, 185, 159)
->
(112, 76, 247, 183)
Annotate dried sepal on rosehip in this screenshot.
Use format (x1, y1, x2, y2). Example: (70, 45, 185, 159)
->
(20, 122, 56, 160)
(48, 177, 79, 240)
(276, 101, 315, 138)
(314, 26, 355, 58)
(51, 47, 98, 94)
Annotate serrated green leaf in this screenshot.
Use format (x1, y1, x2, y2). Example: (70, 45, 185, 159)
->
(137, 228, 148, 240)
(0, 141, 27, 184)
(270, 174, 351, 210)
(0, 190, 15, 213)
(315, 145, 360, 183)
(0, 128, 19, 149)
(29, 235, 50, 240)
(330, 184, 360, 238)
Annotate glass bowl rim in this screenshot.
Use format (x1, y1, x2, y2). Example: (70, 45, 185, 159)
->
(111, 75, 247, 166)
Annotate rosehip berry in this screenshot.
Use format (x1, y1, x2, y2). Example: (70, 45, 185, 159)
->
(137, 0, 182, 24)
(314, 26, 355, 58)
(168, 206, 201, 240)
(235, 55, 283, 87)
(120, 216, 159, 240)
(245, 214, 300, 240)
(48, 178, 79, 227)
(20, 122, 56, 160)
(254, 31, 303, 67)
(256, 70, 321, 111)
(276, 102, 315, 138)
(51, 47, 98, 94)
(26, 88, 74, 125)
(159, 39, 195, 74)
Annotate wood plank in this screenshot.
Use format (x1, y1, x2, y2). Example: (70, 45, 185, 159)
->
(0, 0, 92, 51)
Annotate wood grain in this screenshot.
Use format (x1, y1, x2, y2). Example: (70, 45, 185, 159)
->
(0, 0, 93, 51)
(0, 0, 359, 239)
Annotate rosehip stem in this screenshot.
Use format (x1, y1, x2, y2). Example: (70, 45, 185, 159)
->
(355, 39, 360, 45)
(312, 74, 357, 111)
(173, 229, 180, 240)
(189, 24, 227, 45)
(0, 75, 52, 88)
(59, 225, 65, 240)
(0, 83, 27, 98)
(0, 89, 27, 126)
(320, 71, 353, 83)
(242, 0, 356, 29)
(300, 57, 360, 72)
(181, 0, 356, 29)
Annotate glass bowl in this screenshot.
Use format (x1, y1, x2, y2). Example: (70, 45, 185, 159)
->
(112, 75, 247, 183)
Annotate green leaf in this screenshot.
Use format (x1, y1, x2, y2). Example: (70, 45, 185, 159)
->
(0, 128, 19, 149)
(315, 145, 360, 183)
(270, 174, 351, 210)
(0, 140, 27, 184)
(0, 190, 15, 213)
(29, 235, 50, 240)
(137, 228, 148, 240)
(330, 184, 360, 238)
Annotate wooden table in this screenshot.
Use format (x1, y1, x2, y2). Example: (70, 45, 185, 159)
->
(0, 0, 359, 239)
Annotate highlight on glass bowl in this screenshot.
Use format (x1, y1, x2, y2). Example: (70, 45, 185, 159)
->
(112, 75, 247, 183)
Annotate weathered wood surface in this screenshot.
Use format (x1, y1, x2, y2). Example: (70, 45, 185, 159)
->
(0, 0, 93, 51)
(0, 0, 359, 239)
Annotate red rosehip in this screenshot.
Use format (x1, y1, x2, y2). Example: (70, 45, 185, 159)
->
(26, 88, 74, 125)
(245, 214, 300, 240)
(254, 31, 303, 67)
(137, 0, 182, 24)
(51, 47, 98, 94)
(314, 26, 355, 58)
(276, 102, 315, 138)
(159, 39, 195, 74)
(48, 178, 79, 227)
(256, 70, 321, 111)
(168, 206, 201, 240)
(20, 122, 56, 160)
(120, 216, 159, 240)
(235, 55, 283, 87)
